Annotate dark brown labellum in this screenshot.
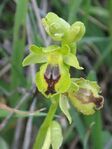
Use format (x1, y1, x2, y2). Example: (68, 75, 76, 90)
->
(74, 88, 104, 109)
(44, 64, 60, 95)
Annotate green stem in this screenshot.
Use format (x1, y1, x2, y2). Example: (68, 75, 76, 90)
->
(33, 97, 59, 149)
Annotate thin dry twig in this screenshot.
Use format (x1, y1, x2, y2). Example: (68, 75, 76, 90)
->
(0, 63, 11, 78)
(0, 92, 31, 131)
(40, 0, 48, 14)
(22, 15, 37, 149)
(22, 98, 37, 149)
(31, 0, 48, 46)
(12, 118, 25, 149)
(70, 135, 79, 149)
(26, 15, 36, 82)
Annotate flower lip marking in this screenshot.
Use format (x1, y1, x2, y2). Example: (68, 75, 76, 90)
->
(44, 64, 60, 95)
(74, 88, 104, 110)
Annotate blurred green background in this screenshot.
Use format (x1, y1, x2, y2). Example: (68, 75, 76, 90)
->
(0, 0, 112, 149)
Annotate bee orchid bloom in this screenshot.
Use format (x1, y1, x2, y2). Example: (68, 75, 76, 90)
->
(68, 78, 104, 115)
(22, 44, 82, 98)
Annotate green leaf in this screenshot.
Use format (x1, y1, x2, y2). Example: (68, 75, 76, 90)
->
(22, 53, 47, 66)
(0, 137, 9, 149)
(59, 94, 72, 124)
(64, 53, 83, 69)
(42, 127, 51, 149)
(68, 0, 82, 23)
(50, 121, 63, 149)
(11, 0, 28, 105)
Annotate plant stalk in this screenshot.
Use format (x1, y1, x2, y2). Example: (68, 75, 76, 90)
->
(33, 97, 59, 149)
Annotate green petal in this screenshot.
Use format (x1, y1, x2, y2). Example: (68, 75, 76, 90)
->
(42, 45, 60, 53)
(55, 64, 71, 93)
(22, 53, 47, 66)
(30, 44, 43, 54)
(64, 53, 83, 70)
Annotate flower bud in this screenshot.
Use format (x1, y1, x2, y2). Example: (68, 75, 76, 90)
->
(42, 12, 85, 44)
(66, 21, 85, 43)
(42, 12, 70, 41)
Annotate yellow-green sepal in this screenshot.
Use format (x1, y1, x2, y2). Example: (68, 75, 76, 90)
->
(35, 64, 48, 97)
(55, 64, 71, 93)
(63, 53, 83, 70)
(22, 53, 47, 66)
(22, 44, 47, 66)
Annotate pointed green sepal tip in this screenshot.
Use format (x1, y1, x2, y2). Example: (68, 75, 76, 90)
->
(64, 53, 83, 70)
(68, 78, 104, 115)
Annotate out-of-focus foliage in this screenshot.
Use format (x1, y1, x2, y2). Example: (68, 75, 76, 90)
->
(0, 0, 112, 149)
